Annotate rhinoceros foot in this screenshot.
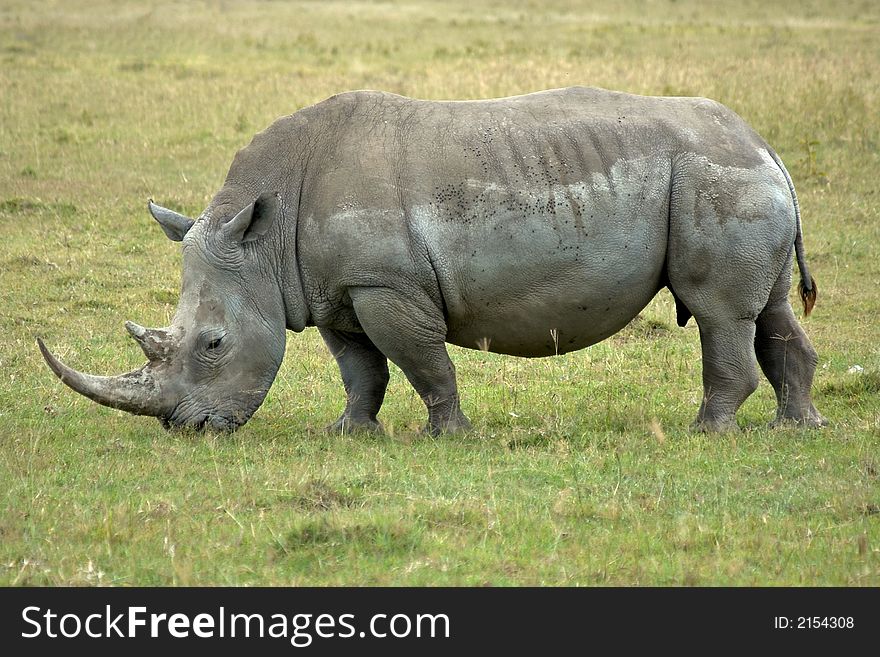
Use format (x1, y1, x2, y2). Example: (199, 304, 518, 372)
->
(770, 411, 829, 430)
(424, 413, 473, 437)
(326, 415, 384, 435)
(691, 417, 741, 434)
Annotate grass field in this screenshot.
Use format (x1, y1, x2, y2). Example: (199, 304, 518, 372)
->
(1, 0, 878, 585)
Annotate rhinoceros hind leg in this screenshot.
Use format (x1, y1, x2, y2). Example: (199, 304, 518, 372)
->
(349, 287, 472, 436)
(319, 327, 389, 434)
(693, 318, 760, 432)
(755, 299, 826, 428)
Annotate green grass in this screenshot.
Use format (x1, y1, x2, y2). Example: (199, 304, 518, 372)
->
(1, 0, 878, 585)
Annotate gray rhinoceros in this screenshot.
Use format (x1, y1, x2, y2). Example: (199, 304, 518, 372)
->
(39, 87, 826, 433)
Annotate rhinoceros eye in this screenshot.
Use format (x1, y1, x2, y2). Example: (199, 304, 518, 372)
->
(199, 330, 227, 356)
(199, 330, 226, 352)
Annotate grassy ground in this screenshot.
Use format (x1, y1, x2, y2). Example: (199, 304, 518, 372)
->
(1, 0, 878, 585)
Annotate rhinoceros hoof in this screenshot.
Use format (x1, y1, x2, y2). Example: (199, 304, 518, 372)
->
(326, 416, 383, 435)
(770, 413, 829, 429)
(425, 416, 473, 436)
(691, 417, 740, 434)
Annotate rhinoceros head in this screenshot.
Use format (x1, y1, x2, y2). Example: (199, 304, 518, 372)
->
(39, 192, 287, 431)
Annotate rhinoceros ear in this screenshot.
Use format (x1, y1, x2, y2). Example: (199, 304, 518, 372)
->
(148, 200, 195, 242)
(222, 191, 279, 244)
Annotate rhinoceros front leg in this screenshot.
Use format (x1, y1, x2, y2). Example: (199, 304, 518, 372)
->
(319, 327, 389, 433)
(694, 318, 760, 432)
(349, 287, 472, 435)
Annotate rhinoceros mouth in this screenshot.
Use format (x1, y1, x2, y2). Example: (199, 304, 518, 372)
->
(160, 410, 248, 433)
(163, 380, 272, 431)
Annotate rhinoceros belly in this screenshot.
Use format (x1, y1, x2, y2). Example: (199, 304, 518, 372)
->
(445, 277, 662, 357)
(423, 173, 670, 357)
(443, 251, 666, 357)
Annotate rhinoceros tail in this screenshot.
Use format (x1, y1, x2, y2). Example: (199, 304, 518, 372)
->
(767, 147, 817, 317)
(799, 276, 817, 317)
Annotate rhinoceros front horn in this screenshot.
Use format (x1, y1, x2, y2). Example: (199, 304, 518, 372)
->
(37, 338, 169, 417)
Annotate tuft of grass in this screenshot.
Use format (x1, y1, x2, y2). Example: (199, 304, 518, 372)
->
(282, 517, 421, 554)
(0, 197, 77, 216)
(822, 370, 880, 399)
(283, 478, 367, 512)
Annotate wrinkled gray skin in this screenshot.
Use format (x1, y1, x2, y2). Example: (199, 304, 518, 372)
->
(39, 87, 826, 433)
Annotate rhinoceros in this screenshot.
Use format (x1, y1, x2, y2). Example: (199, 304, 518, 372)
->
(38, 87, 826, 433)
